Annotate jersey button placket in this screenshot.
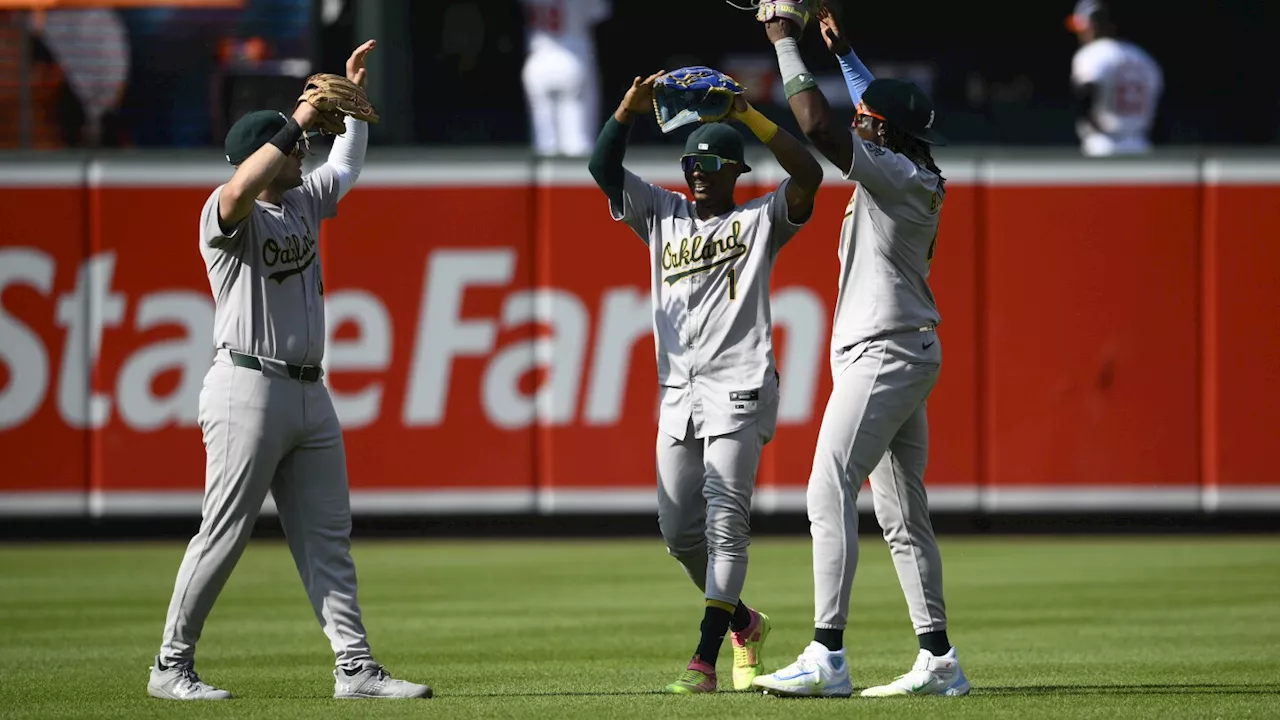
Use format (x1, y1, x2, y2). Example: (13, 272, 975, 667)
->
(685, 274, 701, 436)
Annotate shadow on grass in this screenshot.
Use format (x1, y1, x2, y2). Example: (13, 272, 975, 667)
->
(977, 684, 1280, 696)
(251, 684, 1280, 700)
(447, 690, 669, 698)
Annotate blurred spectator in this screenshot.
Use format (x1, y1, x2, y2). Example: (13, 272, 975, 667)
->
(321, 0, 346, 25)
(0, 11, 60, 148)
(0, 9, 128, 149)
(28, 8, 130, 148)
(1065, 0, 1163, 156)
(115, 0, 312, 147)
(518, 0, 610, 157)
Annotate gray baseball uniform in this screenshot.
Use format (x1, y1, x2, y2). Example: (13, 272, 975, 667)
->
(808, 133, 949, 634)
(611, 169, 806, 607)
(157, 121, 375, 671)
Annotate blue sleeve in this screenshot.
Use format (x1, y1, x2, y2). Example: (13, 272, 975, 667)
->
(836, 48, 874, 105)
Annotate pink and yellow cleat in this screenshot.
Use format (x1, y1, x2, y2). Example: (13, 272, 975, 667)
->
(730, 608, 771, 691)
(664, 656, 717, 694)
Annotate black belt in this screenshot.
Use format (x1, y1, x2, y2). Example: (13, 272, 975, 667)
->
(229, 350, 322, 383)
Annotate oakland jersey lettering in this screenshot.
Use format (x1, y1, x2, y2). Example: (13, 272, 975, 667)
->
(661, 221, 747, 285)
(609, 169, 805, 440)
(199, 170, 337, 366)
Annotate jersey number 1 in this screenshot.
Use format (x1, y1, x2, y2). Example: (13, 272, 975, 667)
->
(727, 268, 738, 301)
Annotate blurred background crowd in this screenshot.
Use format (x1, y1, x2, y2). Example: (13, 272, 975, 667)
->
(0, 0, 1274, 155)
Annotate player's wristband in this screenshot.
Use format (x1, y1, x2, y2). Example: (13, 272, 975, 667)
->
(268, 118, 304, 156)
(774, 37, 818, 98)
(737, 104, 779, 144)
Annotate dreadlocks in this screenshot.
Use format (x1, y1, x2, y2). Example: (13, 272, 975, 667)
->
(885, 127, 945, 190)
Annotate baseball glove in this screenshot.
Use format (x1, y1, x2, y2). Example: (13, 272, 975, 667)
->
(296, 73, 380, 136)
(726, 0, 823, 30)
(651, 66, 746, 134)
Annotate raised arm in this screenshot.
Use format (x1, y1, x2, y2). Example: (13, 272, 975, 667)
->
(818, 6, 874, 105)
(300, 40, 376, 216)
(765, 18, 853, 175)
(588, 71, 664, 209)
(217, 103, 319, 231)
(728, 96, 822, 222)
(325, 40, 375, 201)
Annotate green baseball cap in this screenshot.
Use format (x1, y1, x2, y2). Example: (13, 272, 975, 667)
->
(224, 109, 290, 165)
(682, 122, 751, 173)
(860, 78, 948, 145)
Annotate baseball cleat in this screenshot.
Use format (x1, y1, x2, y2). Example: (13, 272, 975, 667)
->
(860, 647, 970, 697)
(663, 656, 717, 694)
(751, 641, 853, 698)
(147, 656, 232, 700)
(334, 664, 433, 699)
(730, 608, 771, 691)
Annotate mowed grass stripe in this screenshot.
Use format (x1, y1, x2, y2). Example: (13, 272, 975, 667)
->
(0, 536, 1276, 719)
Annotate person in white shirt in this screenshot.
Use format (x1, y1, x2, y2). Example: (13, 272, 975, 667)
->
(519, 0, 610, 156)
(1066, 0, 1163, 156)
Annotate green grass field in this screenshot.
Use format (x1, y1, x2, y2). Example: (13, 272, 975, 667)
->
(2, 535, 1278, 719)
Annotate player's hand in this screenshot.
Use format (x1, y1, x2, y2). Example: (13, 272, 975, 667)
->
(726, 95, 750, 121)
(817, 6, 851, 55)
(347, 39, 376, 88)
(620, 70, 666, 116)
(292, 101, 320, 131)
(765, 17, 800, 44)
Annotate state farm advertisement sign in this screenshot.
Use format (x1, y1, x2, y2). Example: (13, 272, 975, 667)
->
(4, 155, 1275, 515)
(2, 176, 911, 510)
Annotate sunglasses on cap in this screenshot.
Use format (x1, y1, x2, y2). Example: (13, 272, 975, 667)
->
(855, 102, 886, 126)
(681, 153, 740, 173)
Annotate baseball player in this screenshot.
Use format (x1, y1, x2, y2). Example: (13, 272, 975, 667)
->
(588, 69, 823, 693)
(520, 0, 610, 156)
(1066, 0, 1163, 156)
(146, 41, 432, 702)
(748, 6, 970, 698)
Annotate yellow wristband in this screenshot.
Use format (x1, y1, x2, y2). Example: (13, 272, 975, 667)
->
(738, 104, 779, 143)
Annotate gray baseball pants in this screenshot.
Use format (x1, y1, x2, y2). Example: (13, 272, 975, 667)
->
(158, 350, 373, 670)
(808, 328, 949, 634)
(656, 414, 773, 607)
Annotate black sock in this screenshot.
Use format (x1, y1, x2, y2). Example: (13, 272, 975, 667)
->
(918, 630, 951, 656)
(694, 606, 734, 666)
(814, 627, 843, 652)
(729, 601, 754, 632)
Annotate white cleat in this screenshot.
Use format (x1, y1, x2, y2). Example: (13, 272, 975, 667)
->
(334, 664, 434, 699)
(860, 647, 971, 697)
(751, 641, 854, 698)
(146, 657, 233, 700)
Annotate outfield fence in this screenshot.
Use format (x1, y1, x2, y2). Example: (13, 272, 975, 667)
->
(0, 147, 1277, 518)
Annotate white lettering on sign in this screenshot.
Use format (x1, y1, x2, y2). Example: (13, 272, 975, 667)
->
(482, 289, 588, 429)
(584, 287, 651, 426)
(55, 253, 123, 428)
(116, 292, 213, 431)
(0, 249, 55, 431)
(323, 291, 392, 429)
(402, 249, 514, 426)
(0, 248, 830, 433)
(771, 288, 827, 423)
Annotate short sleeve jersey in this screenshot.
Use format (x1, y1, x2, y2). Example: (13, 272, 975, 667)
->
(198, 166, 343, 366)
(609, 170, 807, 440)
(832, 133, 944, 372)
